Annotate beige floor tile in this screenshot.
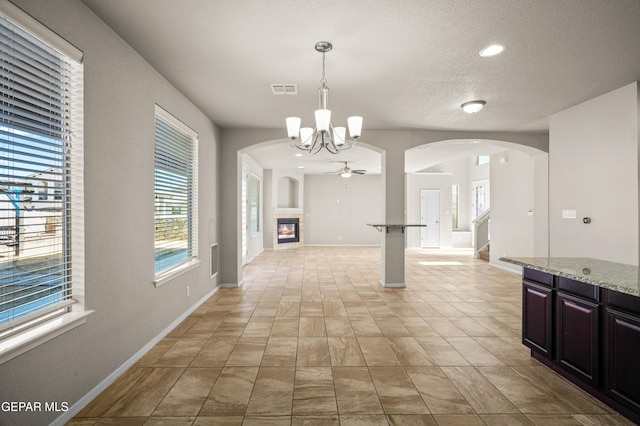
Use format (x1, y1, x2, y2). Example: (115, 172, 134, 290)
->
(142, 417, 195, 425)
(192, 417, 244, 426)
(369, 367, 429, 414)
(246, 367, 295, 416)
(322, 302, 348, 317)
(262, 337, 298, 366)
(191, 336, 239, 367)
(271, 317, 300, 337)
(445, 336, 505, 366)
(441, 366, 519, 414)
(77, 367, 148, 417)
(357, 336, 401, 366)
(405, 367, 475, 415)
(293, 367, 337, 416)
(525, 414, 584, 425)
(511, 366, 610, 413)
(327, 337, 366, 366)
(297, 337, 331, 366)
(333, 367, 384, 415)
(299, 316, 327, 337)
(152, 367, 220, 416)
(339, 415, 389, 425)
(477, 366, 573, 414)
(432, 414, 486, 425)
(133, 339, 177, 367)
(350, 316, 384, 336)
(72, 247, 636, 425)
(324, 318, 355, 337)
(104, 367, 185, 417)
(277, 301, 301, 316)
(387, 336, 435, 366)
(480, 414, 536, 425)
(291, 416, 340, 425)
(225, 337, 267, 366)
(414, 336, 470, 366)
(242, 416, 292, 425)
(376, 317, 412, 336)
(386, 414, 438, 425)
(200, 366, 259, 416)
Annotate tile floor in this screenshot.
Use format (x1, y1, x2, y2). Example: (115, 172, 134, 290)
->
(70, 247, 634, 425)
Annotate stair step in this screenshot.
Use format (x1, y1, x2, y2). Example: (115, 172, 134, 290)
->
(479, 250, 490, 261)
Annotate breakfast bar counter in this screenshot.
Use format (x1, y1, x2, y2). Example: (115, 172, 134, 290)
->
(500, 256, 640, 424)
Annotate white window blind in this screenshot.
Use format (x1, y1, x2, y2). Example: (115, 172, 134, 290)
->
(154, 106, 198, 278)
(0, 8, 84, 333)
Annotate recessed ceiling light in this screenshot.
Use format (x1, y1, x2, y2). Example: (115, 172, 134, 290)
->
(479, 44, 505, 57)
(295, 153, 303, 157)
(461, 100, 486, 114)
(297, 166, 304, 169)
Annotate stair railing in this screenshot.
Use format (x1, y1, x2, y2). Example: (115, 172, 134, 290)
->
(473, 208, 490, 259)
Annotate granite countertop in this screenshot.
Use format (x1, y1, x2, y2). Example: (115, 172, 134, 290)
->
(499, 256, 640, 297)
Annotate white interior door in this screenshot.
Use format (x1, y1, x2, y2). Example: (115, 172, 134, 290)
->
(421, 189, 440, 248)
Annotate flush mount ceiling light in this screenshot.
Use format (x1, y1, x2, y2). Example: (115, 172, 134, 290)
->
(479, 44, 505, 57)
(461, 100, 486, 114)
(286, 41, 363, 155)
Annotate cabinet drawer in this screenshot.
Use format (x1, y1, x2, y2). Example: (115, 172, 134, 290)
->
(524, 268, 553, 287)
(607, 290, 640, 316)
(558, 277, 599, 301)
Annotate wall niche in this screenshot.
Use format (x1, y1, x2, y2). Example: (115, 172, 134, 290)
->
(277, 176, 299, 208)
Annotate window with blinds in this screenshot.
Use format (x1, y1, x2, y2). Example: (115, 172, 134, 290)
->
(0, 5, 84, 339)
(154, 106, 198, 280)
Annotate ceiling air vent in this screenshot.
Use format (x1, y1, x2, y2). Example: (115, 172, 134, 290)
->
(271, 83, 298, 95)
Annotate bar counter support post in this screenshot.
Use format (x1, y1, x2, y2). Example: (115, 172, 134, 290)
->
(380, 149, 406, 288)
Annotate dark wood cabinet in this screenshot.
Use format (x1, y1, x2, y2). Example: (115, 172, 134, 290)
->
(519, 268, 640, 424)
(522, 280, 553, 356)
(556, 292, 599, 385)
(606, 302, 640, 411)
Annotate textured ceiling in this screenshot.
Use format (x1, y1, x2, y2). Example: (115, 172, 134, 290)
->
(81, 0, 640, 172)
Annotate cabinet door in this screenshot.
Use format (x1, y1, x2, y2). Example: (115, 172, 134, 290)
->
(606, 308, 640, 411)
(522, 281, 553, 356)
(556, 293, 599, 385)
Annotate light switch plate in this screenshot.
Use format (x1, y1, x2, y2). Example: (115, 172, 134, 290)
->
(562, 209, 577, 219)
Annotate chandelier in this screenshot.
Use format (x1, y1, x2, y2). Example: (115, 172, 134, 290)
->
(286, 41, 363, 154)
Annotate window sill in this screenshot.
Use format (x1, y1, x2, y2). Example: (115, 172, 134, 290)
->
(154, 258, 201, 287)
(0, 310, 94, 365)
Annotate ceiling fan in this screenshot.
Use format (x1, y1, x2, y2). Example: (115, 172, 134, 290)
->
(326, 161, 366, 178)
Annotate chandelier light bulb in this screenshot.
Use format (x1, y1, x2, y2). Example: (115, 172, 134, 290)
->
(286, 117, 301, 139)
(300, 127, 314, 147)
(333, 126, 346, 146)
(347, 116, 363, 139)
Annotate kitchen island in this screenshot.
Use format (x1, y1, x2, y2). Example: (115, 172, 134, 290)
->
(501, 256, 640, 424)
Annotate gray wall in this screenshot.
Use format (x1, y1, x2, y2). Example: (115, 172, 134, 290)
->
(490, 150, 537, 270)
(549, 82, 639, 265)
(1, 1, 219, 424)
(304, 174, 382, 245)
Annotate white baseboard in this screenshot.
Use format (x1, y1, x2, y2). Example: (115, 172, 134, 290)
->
(379, 280, 406, 288)
(489, 261, 522, 275)
(304, 244, 381, 247)
(51, 285, 221, 426)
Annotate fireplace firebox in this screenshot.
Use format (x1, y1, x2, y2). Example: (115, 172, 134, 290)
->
(277, 218, 300, 244)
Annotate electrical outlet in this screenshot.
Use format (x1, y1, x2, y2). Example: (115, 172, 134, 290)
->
(337, 236, 343, 241)
(186, 286, 190, 296)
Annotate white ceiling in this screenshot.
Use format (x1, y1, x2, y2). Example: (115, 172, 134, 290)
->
(81, 0, 640, 173)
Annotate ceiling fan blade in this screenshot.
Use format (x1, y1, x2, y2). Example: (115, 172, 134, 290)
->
(352, 170, 366, 174)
